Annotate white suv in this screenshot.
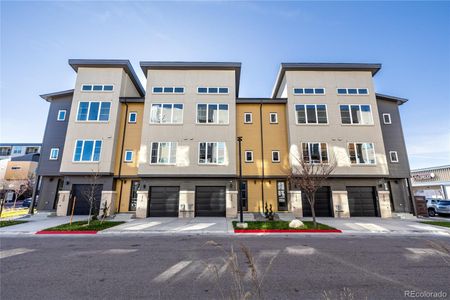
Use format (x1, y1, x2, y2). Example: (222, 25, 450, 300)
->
(426, 199, 450, 217)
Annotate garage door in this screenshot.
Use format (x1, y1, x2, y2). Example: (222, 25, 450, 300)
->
(347, 186, 378, 217)
(149, 187, 179, 217)
(195, 186, 226, 217)
(69, 184, 103, 215)
(302, 187, 333, 217)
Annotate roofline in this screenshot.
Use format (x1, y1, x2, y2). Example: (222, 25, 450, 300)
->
(411, 165, 450, 172)
(68, 59, 145, 97)
(40, 89, 74, 102)
(376, 93, 408, 105)
(140, 61, 241, 97)
(271, 63, 382, 98)
(119, 97, 145, 103)
(236, 98, 287, 104)
(0, 143, 42, 146)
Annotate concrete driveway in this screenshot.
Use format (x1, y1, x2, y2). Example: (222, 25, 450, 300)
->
(101, 217, 233, 235)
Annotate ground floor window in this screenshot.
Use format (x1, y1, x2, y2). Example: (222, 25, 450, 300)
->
(277, 181, 287, 211)
(129, 180, 140, 211)
(239, 181, 248, 211)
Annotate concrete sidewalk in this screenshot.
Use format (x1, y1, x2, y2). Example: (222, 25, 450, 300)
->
(0, 212, 88, 235)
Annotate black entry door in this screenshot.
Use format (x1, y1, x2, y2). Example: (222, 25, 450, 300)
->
(149, 187, 179, 217)
(195, 186, 226, 217)
(347, 186, 378, 217)
(69, 184, 103, 215)
(302, 187, 333, 217)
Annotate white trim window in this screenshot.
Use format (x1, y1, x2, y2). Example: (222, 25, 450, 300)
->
(124, 150, 133, 162)
(348, 142, 376, 165)
(197, 104, 229, 124)
(272, 150, 280, 163)
(128, 112, 137, 123)
(150, 142, 177, 164)
(76, 101, 111, 122)
(199, 142, 226, 165)
(295, 104, 328, 124)
(301, 143, 328, 164)
(340, 104, 373, 125)
(73, 140, 102, 162)
(152, 87, 184, 94)
(293, 88, 325, 95)
(49, 148, 59, 160)
(57, 110, 67, 121)
(383, 113, 392, 124)
(337, 88, 369, 95)
(244, 112, 252, 124)
(81, 84, 114, 92)
(150, 104, 183, 124)
(270, 112, 278, 124)
(245, 151, 253, 162)
(197, 87, 229, 94)
(389, 151, 399, 163)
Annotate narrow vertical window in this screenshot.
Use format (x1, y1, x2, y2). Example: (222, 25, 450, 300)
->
(270, 113, 278, 124)
(272, 151, 280, 163)
(128, 112, 137, 123)
(49, 148, 59, 160)
(244, 113, 252, 124)
(57, 110, 66, 121)
(383, 113, 392, 124)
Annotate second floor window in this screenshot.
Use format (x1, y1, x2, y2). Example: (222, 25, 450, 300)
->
(57, 110, 67, 121)
(389, 151, 399, 163)
(295, 104, 328, 124)
(199, 142, 226, 164)
(245, 151, 253, 162)
(197, 104, 229, 124)
(124, 150, 133, 162)
(340, 104, 373, 125)
(244, 113, 252, 124)
(128, 112, 137, 123)
(73, 140, 102, 162)
(77, 102, 111, 122)
(150, 142, 177, 164)
(302, 142, 328, 164)
(49, 148, 59, 160)
(150, 104, 183, 124)
(348, 142, 376, 165)
(272, 150, 280, 163)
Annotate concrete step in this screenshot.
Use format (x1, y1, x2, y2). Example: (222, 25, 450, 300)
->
(110, 213, 136, 221)
(391, 213, 417, 220)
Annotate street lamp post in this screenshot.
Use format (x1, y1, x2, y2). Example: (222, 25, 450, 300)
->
(237, 136, 244, 223)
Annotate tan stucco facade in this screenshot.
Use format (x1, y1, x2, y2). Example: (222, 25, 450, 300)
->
(60, 67, 140, 174)
(138, 69, 237, 176)
(236, 102, 290, 212)
(113, 102, 144, 212)
(283, 71, 389, 176)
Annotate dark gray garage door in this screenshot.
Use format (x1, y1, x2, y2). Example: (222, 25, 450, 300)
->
(195, 186, 226, 217)
(149, 187, 179, 217)
(347, 186, 378, 217)
(69, 184, 103, 215)
(302, 187, 333, 217)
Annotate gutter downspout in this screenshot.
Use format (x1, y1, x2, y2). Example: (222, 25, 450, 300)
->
(260, 100, 265, 213)
(116, 101, 129, 213)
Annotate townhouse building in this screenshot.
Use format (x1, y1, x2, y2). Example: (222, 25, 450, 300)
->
(0, 143, 41, 160)
(35, 59, 414, 219)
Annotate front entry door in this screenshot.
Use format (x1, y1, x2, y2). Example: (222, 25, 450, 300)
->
(277, 181, 288, 211)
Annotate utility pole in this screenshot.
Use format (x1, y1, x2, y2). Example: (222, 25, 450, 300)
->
(237, 136, 244, 223)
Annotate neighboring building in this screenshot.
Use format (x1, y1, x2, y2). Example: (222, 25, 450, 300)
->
(36, 59, 413, 218)
(1, 153, 40, 201)
(0, 143, 41, 160)
(411, 165, 450, 199)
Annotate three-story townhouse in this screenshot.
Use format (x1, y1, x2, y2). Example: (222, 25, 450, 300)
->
(55, 59, 145, 216)
(272, 63, 392, 218)
(135, 62, 240, 218)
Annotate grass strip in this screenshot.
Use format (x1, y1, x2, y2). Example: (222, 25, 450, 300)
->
(0, 220, 28, 228)
(42, 220, 125, 232)
(232, 220, 336, 230)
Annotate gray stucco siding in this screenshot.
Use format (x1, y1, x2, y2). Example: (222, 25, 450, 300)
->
(37, 95, 72, 176)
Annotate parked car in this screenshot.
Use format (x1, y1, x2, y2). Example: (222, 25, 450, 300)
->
(22, 198, 37, 208)
(426, 199, 450, 217)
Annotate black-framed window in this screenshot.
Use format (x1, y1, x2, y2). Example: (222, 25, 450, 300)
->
(277, 181, 287, 211)
(240, 181, 248, 211)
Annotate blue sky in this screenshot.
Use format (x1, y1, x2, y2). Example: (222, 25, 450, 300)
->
(1, 1, 449, 169)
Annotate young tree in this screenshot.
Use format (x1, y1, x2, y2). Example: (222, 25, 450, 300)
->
(82, 168, 102, 225)
(289, 156, 336, 228)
